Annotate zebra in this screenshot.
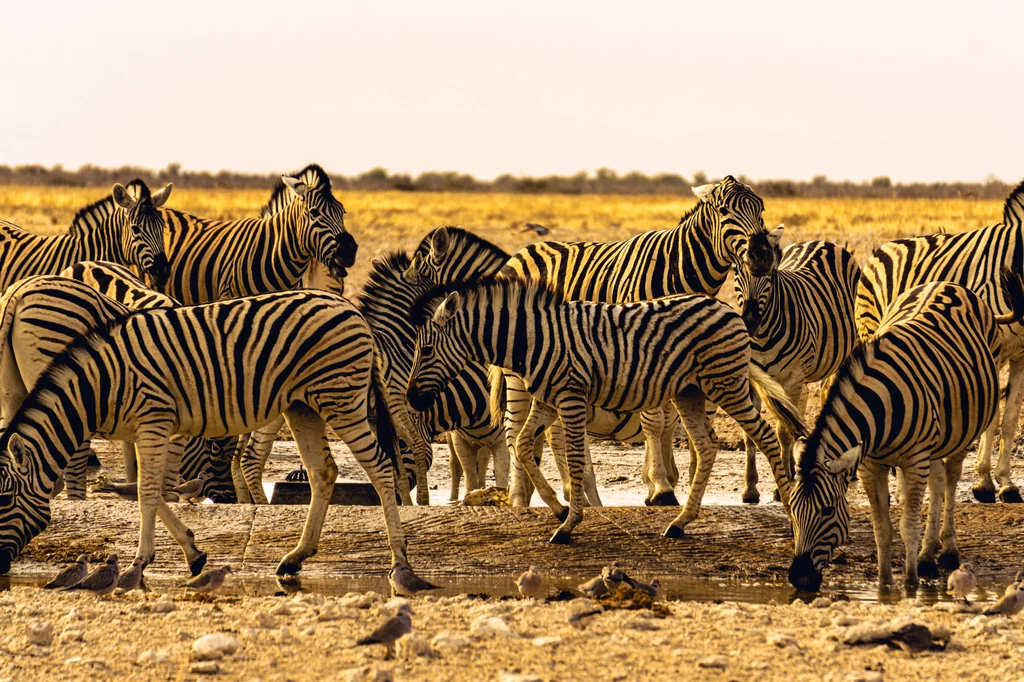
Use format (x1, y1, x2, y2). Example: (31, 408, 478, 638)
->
(734, 240, 861, 504)
(493, 176, 782, 507)
(406, 279, 806, 543)
(0, 290, 419, 582)
(0, 263, 232, 501)
(0, 180, 172, 291)
(788, 273, 1024, 591)
(855, 180, 1024, 504)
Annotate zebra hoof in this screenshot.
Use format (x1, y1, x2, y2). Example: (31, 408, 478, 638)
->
(189, 552, 208, 576)
(549, 530, 572, 545)
(998, 487, 1023, 504)
(644, 497, 653, 507)
(663, 524, 685, 539)
(276, 560, 303, 576)
(554, 508, 569, 523)
(285, 469, 309, 482)
(649, 491, 680, 507)
(937, 551, 960, 571)
(741, 490, 760, 505)
(917, 559, 939, 579)
(971, 484, 996, 504)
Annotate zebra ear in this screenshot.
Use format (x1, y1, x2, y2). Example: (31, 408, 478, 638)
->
(430, 228, 450, 263)
(692, 182, 716, 201)
(402, 254, 422, 284)
(432, 292, 461, 325)
(825, 444, 861, 476)
(767, 224, 784, 247)
(281, 176, 310, 199)
(151, 183, 173, 208)
(6, 433, 29, 474)
(112, 184, 138, 210)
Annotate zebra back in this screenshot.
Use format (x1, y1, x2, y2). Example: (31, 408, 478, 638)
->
(60, 261, 180, 309)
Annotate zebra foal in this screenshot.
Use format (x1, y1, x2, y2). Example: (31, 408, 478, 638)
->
(407, 280, 806, 543)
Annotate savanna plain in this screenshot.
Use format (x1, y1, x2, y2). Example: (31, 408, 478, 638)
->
(1, 188, 1023, 681)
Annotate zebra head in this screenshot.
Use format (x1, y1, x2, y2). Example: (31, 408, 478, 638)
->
(112, 180, 172, 288)
(788, 439, 859, 592)
(281, 169, 358, 279)
(407, 292, 471, 412)
(733, 225, 784, 334)
(693, 176, 776, 276)
(0, 433, 51, 574)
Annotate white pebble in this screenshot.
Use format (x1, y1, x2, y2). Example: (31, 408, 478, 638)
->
(192, 633, 240, 661)
(531, 635, 562, 647)
(748, 661, 770, 671)
(498, 673, 542, 682)
(191, 661, 221, 675)
(59, 629, 84, 644)
(697, 655, 729, 669)
(431, 632, 472, 650)
(811, 597, 832, 609)
(26, 622, 53, 647)
(470, 615, 516, 638)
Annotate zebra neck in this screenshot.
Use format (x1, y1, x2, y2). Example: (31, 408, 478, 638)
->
(265, 202, 313, 285)
(70, 209, 127, 265)
(676, 203, 732, 294)
(13, 384, 94, 494)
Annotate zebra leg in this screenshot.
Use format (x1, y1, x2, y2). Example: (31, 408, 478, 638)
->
(475, 446, 492, 488)
(642, 409, 678, 506)
(550, 398, 589, 544)
(63, 443, 92, 500)
(972, 416, 998, 503)
(446, 433, 463, 501)
(241, 422, 280, 505)
(664, 387, 717, 537)
(662, 409, 680, 489)
(742, 390, 763, 505)
(938, 452, 967, 570)
(770, 382, 805, 502)
(860, 463, 895, 588)
(162, 435, 186, 498)
(488, 431, 511, 488)
(515, 400, 565, 524)
(544, 421, 571, 502)
(917, 458, 945, 578)
(582, 439, 602, 507)
(122, 440, 138, 483)
(230, 436, 253, 504)
(450, 431, 483, 493)
(898, 461, 928, 587)
(995, 358, 1024, 503)
(277, 404, 339, 574)
(505, 372, 537, 507)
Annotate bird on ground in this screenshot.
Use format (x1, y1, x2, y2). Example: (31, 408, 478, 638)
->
(578, 575, 608, 599)
(624, 576, 661, 599)
(93, 478, 139, 500)
(516, 566, 545, 599)
(183, 565, 232, 594)
(986, 583, 1024, 616)
(522, 223, 550, 236)
(947, 563, 977, 604)
(1006, 568, 1024, 596)
(355, 603, 413, 659)
(172, 472, 210, 504)
(567, 600, 604, 630)
(884, 623, 935, 655)
(601, 563, 626, 592)
(43, 554, 90, 590)
(116, 558, 147, 592)
(389, 562, 438, 597)
(62, 554, 119, 597)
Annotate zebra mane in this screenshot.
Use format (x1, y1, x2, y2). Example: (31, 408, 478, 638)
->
(410, 276, 566, 328)
(413, 226, 510, 264)
(357, 250, 415, 325)
(67, 179, 152, 238)
(1004, 179, 1024, 227)
(261, 163, 333, 218)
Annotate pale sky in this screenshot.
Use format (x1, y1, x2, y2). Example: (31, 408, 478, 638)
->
(1, 1, 1020, 183)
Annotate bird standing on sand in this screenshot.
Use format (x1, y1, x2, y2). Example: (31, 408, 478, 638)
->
(985, 582, 1024, 616)
(1006, 568, 1024, 596)
(947, 563, 977, 603)
(389, 562, 438, 597)
(116, 558, 147, 592)
(578, 575, 608, 599)
(625, 576, 661, 599)
(355, 603, 413, 659)
(62, 554, 119, 597)
(43, 554, 90, 590)
(173, 472, 210, 504)
(516, 566, 545, 600)
(183, 565, 232, 594)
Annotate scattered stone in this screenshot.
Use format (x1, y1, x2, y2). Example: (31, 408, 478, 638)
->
(339, 665, 393, 682)
(316, 603, 345, 622)
(811, 597, 832, 609)
(470, 615, 516, 638)
(623, 615, 660, 631)
(65, 607, 93, 621)
(746, 628, 766, 641)
(747, 661, 770, 671)
(139, 598, 176, 614)
(64, 658, 105, 669)
(832, 615, 861, 627)
(767, 632, 800, 649)
(253, 612, 277, 628)
(532, 635, 562, 647)
(844, 673, 883, 682)
(191, 661, 221, 675)
(300, 626, 316, 637)
(397, 633, 436, 659)
(278, 626, 294, 643)
(498, 673, 542, 682)
(431, 632, 472, 650)
(59, 628, 85, 644)
(192, 633, 240, 661)
(26, 622, 54, 647)
(337, 592, 383, 610)
(24, 645, 49, 657)
(697, 655, 729, 669)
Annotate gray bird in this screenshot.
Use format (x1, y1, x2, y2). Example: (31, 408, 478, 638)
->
(522, 223, 550, 236)
(1005, 568, 1024, 596)
(567, 601, 603, 630)
(183, 565, 232, 594)
(625, 576, 661, 599)
(43, 554, 90, 589)
(93, 479, 139, 500)
(389, 562, 438, 597)
(116, 557, 147, 592)
(947, 562, 977, 603)
(62, 554, 119, 597)
(884, 623, 935, 655)
(601, 562, 626, 592)
(516, 566, 545, 600)
(355, 603, 413, 659)
(578, 575, 608, 599)
(172, 472, 209, 504)
(986, 583, 1024, 616)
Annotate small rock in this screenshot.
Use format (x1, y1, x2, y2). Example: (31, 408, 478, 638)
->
(745, 628, 765, 641)
(300, 626, 316, 637)
(339, 665, 393, 682)
(317, 603, 345, 622)
(532, 635, 562, 647)
(470, 615, 516, 638)
(697, 655, 729, 669)
(748, 661, 770, 671)
(191, 661, 220, 675)
(431, 632, 472, 650)
(832, 615, 861, 627)
(623, 615, 660, 631)
(337, 592, 383, 610)
(498, 673, 542, 682)
(26, 622, 53, 647)
(146, 598, 176, 614)
(24, 645, 49, 658)
(278, 626, 294, 643)
(192, 633, 240, 661)
(253, 612, 277, 628)
(59, 629, 84, 644)
(811, 597, 832, 609)
(271, 603, 293, 617)
(397, 633, 436, 659)
(844, 673, 883, 682)
(290, 592, 324, 607)
(65, 607, 93, 621)
(767, 632, 800, 648)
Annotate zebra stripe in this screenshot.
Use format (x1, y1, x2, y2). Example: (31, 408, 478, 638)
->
(0, 180, 172, 291)
(0, 291, 413, 581)
(789, 274, 1024, 591)
(407, 279, 805, 543)
(855, 181, 1024, 504)
(734, 239, 861, 503)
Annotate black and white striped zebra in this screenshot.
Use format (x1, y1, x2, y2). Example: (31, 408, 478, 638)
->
(734, 239, 861, 504)
(788, 274, 1024, 591)
(855, 181, 1024, 504)
(0, 290, 417, 581)
(406, 279, 805, 543)
(0, 180, 172, 290)
(494, 176, 781, 507)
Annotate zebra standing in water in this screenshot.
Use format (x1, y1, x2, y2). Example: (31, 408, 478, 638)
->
(856, 181, 1024, 504)
(734, 239, 861, 503)
(789, 274, 1024, 591)
(0, 180, 172, 290)
(495, 176, 782, 507)
(407, 279, 806, 543)
(0, 290, 422, 583)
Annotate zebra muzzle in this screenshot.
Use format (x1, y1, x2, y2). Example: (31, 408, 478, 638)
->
(406, 388, 436, 412)
(788, 553, 823, 592)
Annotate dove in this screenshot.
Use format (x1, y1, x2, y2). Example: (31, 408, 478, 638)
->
(985, 583, 1024, 616)
(183, 565, 232, 594)
(1006, 568, 1024, 596)
(624, 576, 661, 599)
(567, 600, 603, 630)
(389, 562, 438, 597)
(578, 575, 608, 599)
(43, 554, 90, 590)
(947, 563, 977, 603)
(93, 479, 139, 500)
(884, 623, 935, 655)
(601, 562, 626, 591)
(172, 472, 210, 503)
(516, 566, 545, 600)
(62, 554, 119, 597)
(355, 603, 413, 659)
(522, 223, 550, 236)
(116, 557, 147, 592)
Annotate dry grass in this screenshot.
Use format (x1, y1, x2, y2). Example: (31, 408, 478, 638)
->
(0, 186, 1005, 300)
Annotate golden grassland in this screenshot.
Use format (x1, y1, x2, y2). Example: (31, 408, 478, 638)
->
(0, 185, 1006, 301)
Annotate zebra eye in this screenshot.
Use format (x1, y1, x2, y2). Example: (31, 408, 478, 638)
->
(309, 208, 322, 219)
(719, 206, 729, 216)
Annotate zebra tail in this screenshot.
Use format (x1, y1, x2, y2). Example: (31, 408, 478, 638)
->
(370, 360, 402, 481)
(487, 365, 507, 429)
(747, 364, 808, 438)
(996, 267, 1024, 325)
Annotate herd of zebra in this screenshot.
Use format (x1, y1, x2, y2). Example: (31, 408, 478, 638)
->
(0, 165, 1023, 594)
